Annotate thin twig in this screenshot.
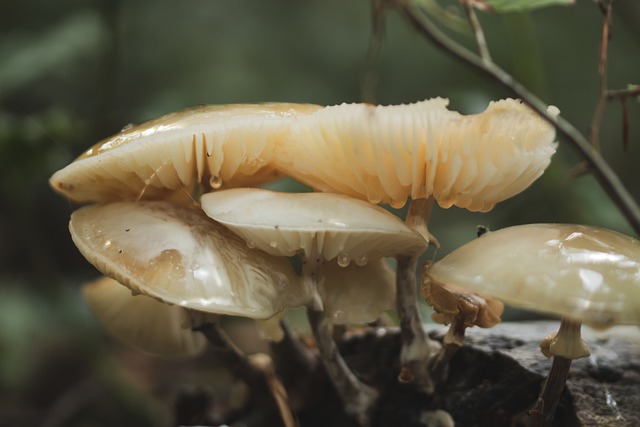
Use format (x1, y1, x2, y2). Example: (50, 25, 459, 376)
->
(588, 0, 613, 151)
(394, 1, 640, 237)
(363, 0, 388, 104)
(606, 86, 640, 100)
(462, 0, 492, 63)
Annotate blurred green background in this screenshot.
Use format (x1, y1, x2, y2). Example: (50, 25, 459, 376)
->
(1, 1, 639, 425)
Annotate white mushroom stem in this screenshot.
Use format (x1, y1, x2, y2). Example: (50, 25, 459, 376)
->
(303, 254, 378, 426)
(530, 318, 590, 427)
(396, 197, 437, 392)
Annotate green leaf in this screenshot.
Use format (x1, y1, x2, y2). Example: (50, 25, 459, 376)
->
(474, 0, 575, 13)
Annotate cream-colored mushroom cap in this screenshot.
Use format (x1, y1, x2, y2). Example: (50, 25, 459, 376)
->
(83, 276, 207, 358)
(70, 201, 313, 318)
(200, 188, 427, 262)
(50, 103, 322, 202)
(427, 224, 640, 329)
(276, 98, 557, 211)
(320, 258, 396, 325)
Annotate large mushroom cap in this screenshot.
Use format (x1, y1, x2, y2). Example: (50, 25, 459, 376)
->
(276, 98, 557, 211)
(200, 188, 427, 261)
(427, 224, 640, 329)
(83, 276, 207, 358)
(70, 200, 313, 319)
(51, 103, 322, 202)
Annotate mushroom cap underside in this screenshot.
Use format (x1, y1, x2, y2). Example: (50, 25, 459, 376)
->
(319, 258, 396, 325)
(427, 224, 640, 329)
(200, 188, 427, 261)
(276, 98, 557, 211)
(70, 200, 312, 319)
(50, 103, 322, 202)
(83, 276, 207, 358)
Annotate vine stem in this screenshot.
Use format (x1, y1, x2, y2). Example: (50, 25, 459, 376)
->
(394, 0, 640, 236)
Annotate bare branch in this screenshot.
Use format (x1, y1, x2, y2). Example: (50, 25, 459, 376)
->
(463, 0, 492, 63)
(588, 0, 613, 151)
(394, 0, 640, 236)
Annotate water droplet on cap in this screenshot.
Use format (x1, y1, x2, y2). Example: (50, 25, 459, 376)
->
(209, 175, 223, 189)
(333, 310, 347, 323)
(337, 253, 350, 267)
(270, 241, 278, 248)
(247, 241, 256, 249)
(355, 254, 368, 266)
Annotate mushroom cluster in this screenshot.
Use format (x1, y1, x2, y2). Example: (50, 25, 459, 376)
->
(51, 98, 559, 426)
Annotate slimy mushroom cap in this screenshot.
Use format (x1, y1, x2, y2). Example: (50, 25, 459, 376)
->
(50, 103, 322, 202)
(427, 224, 640, 329)
(200, 188, 427, 262)
(70, 201, 313, 319)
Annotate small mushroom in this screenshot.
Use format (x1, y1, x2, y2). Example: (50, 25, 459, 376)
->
(275, 98, 558, 389)
(421, 264, 504, 378)
(201, 188, 427, 425)
(69, 200, 313, 318)
(50, 103, 322, 203)
(426, 223, 640, 426)
(83, 276, 208, 358)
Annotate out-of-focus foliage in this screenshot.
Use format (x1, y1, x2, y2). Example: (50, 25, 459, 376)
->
(1, 0, 639, 425)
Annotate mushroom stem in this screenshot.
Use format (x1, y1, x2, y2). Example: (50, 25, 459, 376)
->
(195, 322, 296, 427)
(395, 254, 436, 392)
(530, 318, 586, 427)
(429, 315, 466, 382)
(302, 253, 377, 426)
(307, 306, 377, 426)
(395, 196, 437, 392)
(405, 196, 439, 246)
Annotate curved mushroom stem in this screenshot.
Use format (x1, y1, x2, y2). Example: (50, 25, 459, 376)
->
(195, 322, 297, 427)
(396, 196, 438, 392)
(429, 315, 466, 382)
(395, 254, 436, 392)
(303, 255, 378, 426)
(307, 306, 378, 426)
(529, 318, 588, 427)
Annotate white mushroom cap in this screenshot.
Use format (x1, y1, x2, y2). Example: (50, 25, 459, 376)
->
(427, 224, 640, 329)
(276, 98, 557, 211)
(200, 188, 427, 262)
(83, 276, 207, 358)
(319, 258, 396, 325)
(50, 103, 322, 202)
(70, 201, 313, 319)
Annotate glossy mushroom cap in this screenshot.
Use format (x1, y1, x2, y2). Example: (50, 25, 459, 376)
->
(50, 103, 322, 202)
(427, 224, 640, 329)
(70, 201, 313, 319)
(276, 98, 557, 211)
(83, 276, 207, 358)
(200, 188, 427, 263)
